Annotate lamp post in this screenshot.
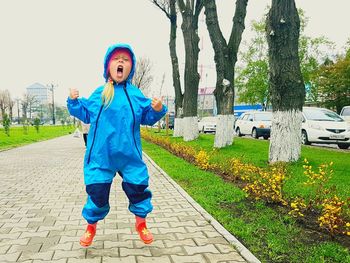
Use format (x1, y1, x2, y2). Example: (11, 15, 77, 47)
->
(47, 83, 57, 125)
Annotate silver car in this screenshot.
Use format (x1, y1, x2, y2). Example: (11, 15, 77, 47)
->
(235, 111, 272, 139)
(198, 116, 217, 133)
(301, 107, 350, 149)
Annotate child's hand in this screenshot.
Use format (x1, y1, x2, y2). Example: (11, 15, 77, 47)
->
(151, 97, 163, 112)
(69, 88, 79, 100)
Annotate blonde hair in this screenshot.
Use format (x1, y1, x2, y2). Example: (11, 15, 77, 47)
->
(101, 80, 114, 108)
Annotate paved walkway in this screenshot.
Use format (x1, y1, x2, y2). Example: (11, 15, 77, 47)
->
(0, 135, 259, 263)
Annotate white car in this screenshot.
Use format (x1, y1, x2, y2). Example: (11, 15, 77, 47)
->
(340, 106, 350, 124)
(198, 116, 216, 133)
(301, 107, 350, 149)
(234, 111, 272, 139)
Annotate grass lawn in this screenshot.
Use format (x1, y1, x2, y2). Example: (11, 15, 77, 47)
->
(0, 125, 75, 151)
(142, 129, 350, 263)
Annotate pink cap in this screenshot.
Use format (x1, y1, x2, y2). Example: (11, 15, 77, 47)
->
(107, 48, 133, 77)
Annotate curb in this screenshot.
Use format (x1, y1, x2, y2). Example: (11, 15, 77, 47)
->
(143, 152, 261, 263)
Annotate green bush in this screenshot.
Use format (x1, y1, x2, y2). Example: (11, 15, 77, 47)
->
(33, 118, 41, 133)
(2, 113, 11, 136)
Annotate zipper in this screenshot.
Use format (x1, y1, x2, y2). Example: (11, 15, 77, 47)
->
(123, 83, 142, 159)
(87, 104, 104, 164)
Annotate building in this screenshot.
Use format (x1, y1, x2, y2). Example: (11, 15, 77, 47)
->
(26, 82, 51, 105)
(25, 82, 53, 121)
(198, 87, 216, 117)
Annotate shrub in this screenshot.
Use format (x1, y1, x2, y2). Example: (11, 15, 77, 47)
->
(33, 118, 41, 133)
(2, 113, 11, 136)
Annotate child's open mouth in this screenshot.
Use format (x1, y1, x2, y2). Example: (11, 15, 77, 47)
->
(117, 66, 123, 77)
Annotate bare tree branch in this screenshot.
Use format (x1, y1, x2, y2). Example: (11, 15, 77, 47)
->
(132, 57, 154, 96)
(150, 0, 171, 19)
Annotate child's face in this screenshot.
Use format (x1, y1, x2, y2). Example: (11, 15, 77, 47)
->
(108, 50, 132, 83)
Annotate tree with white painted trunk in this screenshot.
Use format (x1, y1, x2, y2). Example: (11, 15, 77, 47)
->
(177, 0, 204, 141)
(266, 0, 305, 163)
(203, 0, 248, 148)
(151, 0, 184, 137)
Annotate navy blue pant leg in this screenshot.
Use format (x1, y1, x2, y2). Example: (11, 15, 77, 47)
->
(119, 167, 153, 218)
(82, 183, 112, 224)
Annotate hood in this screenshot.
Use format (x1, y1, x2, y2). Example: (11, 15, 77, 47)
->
(103, 43, 136, 83)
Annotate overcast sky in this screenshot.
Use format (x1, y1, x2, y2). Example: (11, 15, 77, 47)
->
(1, 0, 349, 105)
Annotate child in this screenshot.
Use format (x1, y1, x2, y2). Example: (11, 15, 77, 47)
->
(67, 43, 167, 247)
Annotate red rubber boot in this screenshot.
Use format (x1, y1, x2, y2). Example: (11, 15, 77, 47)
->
(80, 223, 97, 247)
(135, 216, 153, 244)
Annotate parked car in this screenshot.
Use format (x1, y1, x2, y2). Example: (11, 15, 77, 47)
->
(301, 107, 350, 149)
(159, 113, 175, 129)
(234, 111, 272, 139)
(340, 106, 350, 124)
(198, 116, 216, 133)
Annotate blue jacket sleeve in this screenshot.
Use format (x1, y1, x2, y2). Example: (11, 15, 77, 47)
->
(66, 97, 90, 124)
(141, 102, 168, 126)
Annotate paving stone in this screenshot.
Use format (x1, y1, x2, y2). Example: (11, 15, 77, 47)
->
(68, 259, 101, 263)
(41, 242, 73, 252)
(204, 252, 246, 262)
(0, 232, 21, 240)
(20, 231, 49, 239)
(176, 232, 206, 239)
(0, 251, 21, 262)
(169, 221, 197, 228)
(59, 236, 80, 244)
(120, 248, 152, 257)
(184, 244, 220, 255)
(7, 243, 41, 254)
(0, 227, 12, 234)
(104, 228, 132, 235)
(48, 229, 77, 238)
(171, 254, 207, 263)
(103, 256, 136, 263)
(104, 240, 133, 249)
(2, 222, 29, 228)
(0, 244, 10, 254)
(1, 238, 30, 246)
(19, 250, 54, 261)
(137, 255, 171, 263)
(32, 259, 67, 263)
(164, 239, 196, 248)
(133, 240, 165, 249)
(86, 247, 119, 258)
(215, 244, 237, 254)
(193, 237, 228, 246)
(158, 226, 187, 234)
(150, 246, 185, 257)
(52, 250, 85, 260)
(29, 236, 60, 246)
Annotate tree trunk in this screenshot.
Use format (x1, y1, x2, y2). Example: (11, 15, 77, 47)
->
(9, 105, 13, 121)
(178, 0, 203, 141)
(204, 0, 248, 148)
(169, 0, 184, 137)
(151, 0, 184, 137)
(266, 0, 305, 163)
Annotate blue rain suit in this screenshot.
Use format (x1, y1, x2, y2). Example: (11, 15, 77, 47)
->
(67, 43, 167, 223)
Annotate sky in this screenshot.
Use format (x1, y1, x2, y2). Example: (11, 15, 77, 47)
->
(0, 0, 349, 106)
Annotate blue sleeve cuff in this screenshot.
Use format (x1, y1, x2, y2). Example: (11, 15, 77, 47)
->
(67, 97, 79, 105)
(154, 104, 167, 117)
